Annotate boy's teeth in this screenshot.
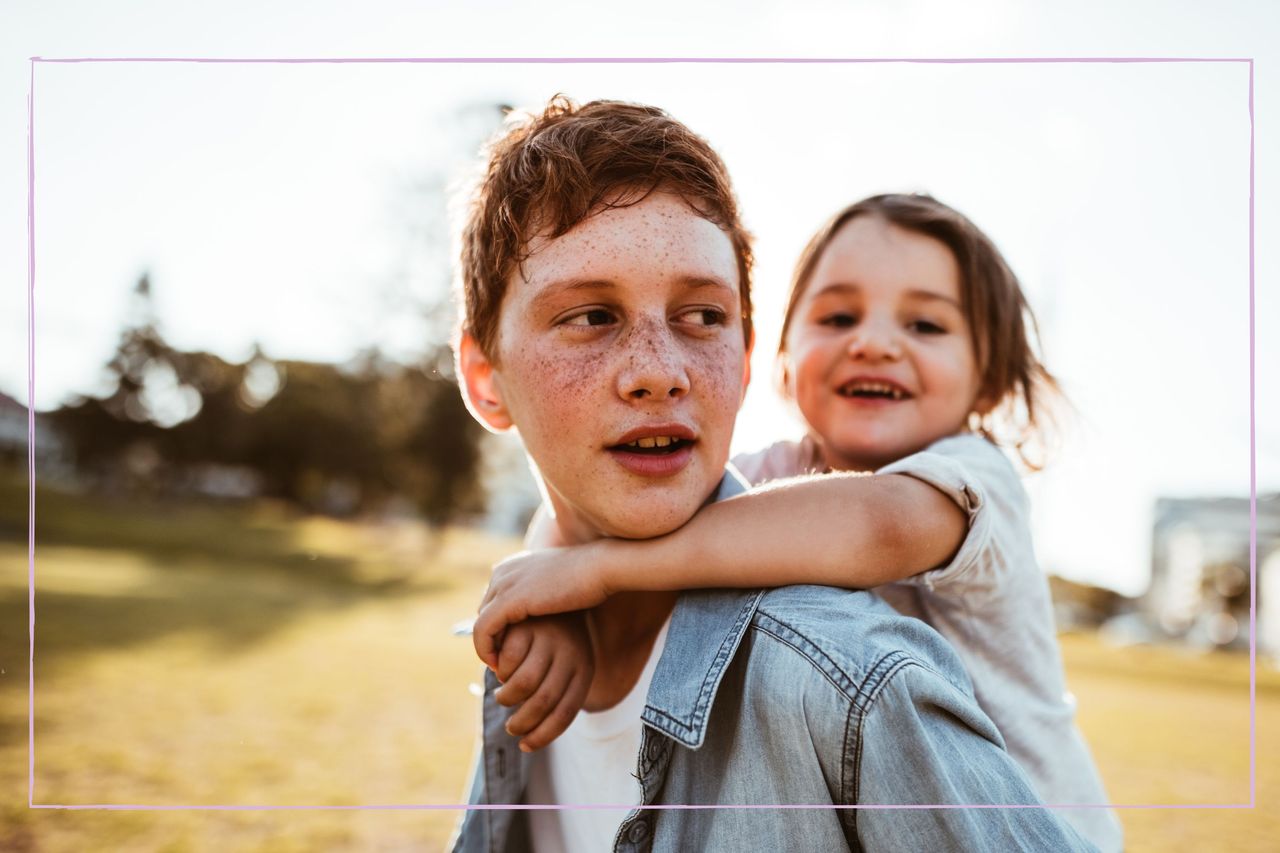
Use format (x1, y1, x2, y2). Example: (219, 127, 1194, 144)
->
(628, 436, 675, 448)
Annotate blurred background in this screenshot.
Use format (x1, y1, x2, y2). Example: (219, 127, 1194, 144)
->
(2, 1, 1278, 850)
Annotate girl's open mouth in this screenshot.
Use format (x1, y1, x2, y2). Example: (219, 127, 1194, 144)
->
(837, 380, 911, 401)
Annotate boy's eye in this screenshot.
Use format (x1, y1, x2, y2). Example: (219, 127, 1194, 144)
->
(678, 307, 727, 327)
(563, 308, 616, 327)
(908, 319, 946, 334)
(818, 312, 857, 328)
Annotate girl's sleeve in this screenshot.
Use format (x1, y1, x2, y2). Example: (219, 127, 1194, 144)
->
(730, 437, 819, 487)
(876, 434, 1027, 593)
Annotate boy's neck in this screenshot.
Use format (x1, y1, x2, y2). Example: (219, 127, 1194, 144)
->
(542, 495, 683, 710)
(583, 591, 678, 712)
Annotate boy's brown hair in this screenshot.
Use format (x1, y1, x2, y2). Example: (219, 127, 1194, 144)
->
(780, 193, 1063, 466)
(458, 95, 754, 360)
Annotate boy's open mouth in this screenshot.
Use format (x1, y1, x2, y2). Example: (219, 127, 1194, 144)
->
(609, 436, 695, 455)
(837, 380, 910, 401)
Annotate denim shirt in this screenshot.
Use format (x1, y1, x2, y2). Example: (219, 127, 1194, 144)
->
(451, 472, 1097, 853)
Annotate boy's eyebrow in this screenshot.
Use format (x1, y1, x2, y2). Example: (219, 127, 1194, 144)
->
(531, 275, 737, 310)
(529, 278, 616, 311)
(682, 276, 738, 297)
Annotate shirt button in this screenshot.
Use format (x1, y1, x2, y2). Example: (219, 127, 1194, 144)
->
(628, 820, 650, 843)
(646, 738, 663, 760)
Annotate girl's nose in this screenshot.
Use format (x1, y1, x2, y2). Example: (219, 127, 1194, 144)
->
(616, 321, 691, 402)
(845, 321, 902, 362)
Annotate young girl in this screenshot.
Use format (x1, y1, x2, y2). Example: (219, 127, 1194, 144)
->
(474, 193, 1122, 852)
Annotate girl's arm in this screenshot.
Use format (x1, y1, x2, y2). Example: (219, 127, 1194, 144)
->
(473, 472, 965, 663)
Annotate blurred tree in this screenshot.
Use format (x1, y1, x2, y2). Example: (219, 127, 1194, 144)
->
(48, 274, 174, 489)
(50, 278, 485, 525)
(381, 352, 484, 524)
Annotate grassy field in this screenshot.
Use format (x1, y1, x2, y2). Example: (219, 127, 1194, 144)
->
(2, 478, 1277, 851)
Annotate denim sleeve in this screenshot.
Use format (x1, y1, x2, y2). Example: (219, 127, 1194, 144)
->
(448, 668, 534, 853)
(855, 662, 1099, 852)
(448, 753, 487, 853)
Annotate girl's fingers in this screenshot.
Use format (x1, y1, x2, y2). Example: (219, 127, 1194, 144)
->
(503, 650, 576, 739)
(475, 599, 527, 668)
(472, 606, 504, 667)
(493, 625, 533, 684)
(517, 666, 592, 752)
(495, 638, 551, 706)
(480, 572, 510, 609)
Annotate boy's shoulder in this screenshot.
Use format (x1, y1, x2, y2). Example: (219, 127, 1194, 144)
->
(750, 584, 975, 700)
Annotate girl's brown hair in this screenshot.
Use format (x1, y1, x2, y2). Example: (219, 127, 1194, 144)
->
(780, 193, 1062, 467)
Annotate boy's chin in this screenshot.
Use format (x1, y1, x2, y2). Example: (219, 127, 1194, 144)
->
(592, 498, 708, 542)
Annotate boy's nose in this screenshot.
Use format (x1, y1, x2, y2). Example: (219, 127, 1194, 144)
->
(616, 323, 691, 401)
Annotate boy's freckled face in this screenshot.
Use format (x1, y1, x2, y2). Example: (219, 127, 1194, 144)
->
(491, 192, 748, 543)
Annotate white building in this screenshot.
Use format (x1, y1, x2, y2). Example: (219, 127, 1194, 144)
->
(1147, 494, 1280, 658)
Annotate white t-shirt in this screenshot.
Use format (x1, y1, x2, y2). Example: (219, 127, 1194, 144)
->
(526, 618, 671, 853)
(732, 433, 1124, 853)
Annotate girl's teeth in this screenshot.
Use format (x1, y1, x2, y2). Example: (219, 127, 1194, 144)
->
(843, 382, 905, 399)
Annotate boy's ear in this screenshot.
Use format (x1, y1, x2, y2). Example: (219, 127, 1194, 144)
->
(457, 332, 513, 433)
(740, 327, 754, 405)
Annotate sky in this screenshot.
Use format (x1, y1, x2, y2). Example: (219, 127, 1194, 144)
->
(1, 0, 1277, 597)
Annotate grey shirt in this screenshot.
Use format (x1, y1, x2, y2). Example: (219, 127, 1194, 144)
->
(733, 433, 1124, 852)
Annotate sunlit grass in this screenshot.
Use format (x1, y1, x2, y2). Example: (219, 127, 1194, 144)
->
(1, 478, 1277, 851)
(0, 478, 508, 851)
(1060, 632, 1279, 850)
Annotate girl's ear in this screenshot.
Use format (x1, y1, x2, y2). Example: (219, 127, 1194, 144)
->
(774, 351, 796, 400)
(972, 384, 1000, 417)
(457, 332, 513, 433)
(740, 326, 754, 405)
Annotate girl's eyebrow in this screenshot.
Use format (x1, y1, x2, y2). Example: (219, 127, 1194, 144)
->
(811, 281, 858, 296)
(904, 288, 962, 310)
(810, 282, 961, 310)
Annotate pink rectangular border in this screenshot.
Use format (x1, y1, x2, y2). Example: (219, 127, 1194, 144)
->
(25, 55, 1257, 812)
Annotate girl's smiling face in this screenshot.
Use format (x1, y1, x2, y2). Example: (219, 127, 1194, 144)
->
(783, 215, 985, 472)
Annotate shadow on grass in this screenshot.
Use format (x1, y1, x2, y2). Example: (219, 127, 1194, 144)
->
(2, 479, 390, 584)
(0, 478, 465, 748)
(0, 565, 453, 747)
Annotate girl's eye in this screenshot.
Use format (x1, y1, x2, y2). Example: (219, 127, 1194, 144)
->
(908, 319, 946, 334)
(819, 312, 857, 328)
(563, 308, 616, 327)
(679, 308, 727, 327)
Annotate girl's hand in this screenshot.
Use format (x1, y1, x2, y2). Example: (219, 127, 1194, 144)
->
(491, 613, 594, 752)
(473, 545, 612, 669)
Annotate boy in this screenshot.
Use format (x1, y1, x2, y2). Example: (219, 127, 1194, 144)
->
(450, 96, 1094, 852)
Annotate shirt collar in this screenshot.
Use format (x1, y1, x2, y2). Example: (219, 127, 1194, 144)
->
(640, 467, 765, 749)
